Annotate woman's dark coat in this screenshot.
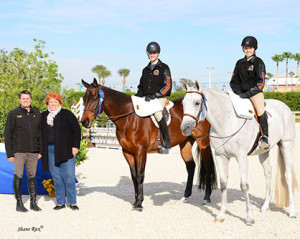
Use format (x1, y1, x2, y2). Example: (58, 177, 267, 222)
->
(41, 109, 81, 171)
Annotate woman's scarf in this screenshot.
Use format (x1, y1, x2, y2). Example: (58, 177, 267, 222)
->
(47, 106, 62, 127)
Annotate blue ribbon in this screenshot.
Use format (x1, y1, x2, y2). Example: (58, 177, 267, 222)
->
(98, 89, 105, 115)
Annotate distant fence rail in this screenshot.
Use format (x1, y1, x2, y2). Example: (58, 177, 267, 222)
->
(293, 111, 300, 122)
(90, 126, 120, 149)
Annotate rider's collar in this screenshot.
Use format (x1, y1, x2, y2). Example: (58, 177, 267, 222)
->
(241, 54, 256, 63)
(147, 59, 162, 69)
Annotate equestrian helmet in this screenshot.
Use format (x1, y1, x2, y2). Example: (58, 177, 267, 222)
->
(146, 42, 161, 54)
(241, 36, 258, 50)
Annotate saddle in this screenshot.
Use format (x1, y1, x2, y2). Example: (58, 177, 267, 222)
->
(131, 96, 174, 127)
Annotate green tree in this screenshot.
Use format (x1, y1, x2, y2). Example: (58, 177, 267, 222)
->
(91, 65, 111, 85)
(0, 39, 63, 141)
(118, 68, 130, 92)
(282, 52, 293, 78)
(271, 54, 284, 78)
(266, 73, 274, 80)
(292, 53, 300, 77)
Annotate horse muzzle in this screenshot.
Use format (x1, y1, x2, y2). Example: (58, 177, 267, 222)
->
(82, 118, 92, 128)
(180, 121, 194, 136)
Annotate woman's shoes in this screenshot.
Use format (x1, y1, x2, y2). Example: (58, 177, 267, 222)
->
(70, 204, 79, 210)
(53, 204, 66, 210)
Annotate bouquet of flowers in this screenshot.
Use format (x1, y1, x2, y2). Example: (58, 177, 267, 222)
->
(42, 179, 55, 193)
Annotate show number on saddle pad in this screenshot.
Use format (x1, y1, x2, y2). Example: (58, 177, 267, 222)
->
(131, 96, 163, 117)
(228, 90, 255, 120)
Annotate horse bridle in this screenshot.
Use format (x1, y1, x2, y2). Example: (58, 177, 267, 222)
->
(183, 90, 207, 125)
(83, 88, 134, 121)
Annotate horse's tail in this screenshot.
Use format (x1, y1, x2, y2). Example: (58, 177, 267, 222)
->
(275, 147, 298, 207)
(192, 142, 218, 190)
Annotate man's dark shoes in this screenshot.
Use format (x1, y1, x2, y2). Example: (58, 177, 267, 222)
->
(16, 202, 28, 212)
(70, 204, 79, 210)
(53, 204, 66, 210)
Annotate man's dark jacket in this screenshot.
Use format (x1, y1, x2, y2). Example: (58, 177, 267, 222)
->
(230, 55, 266, 97)
(41, 109, 81, 171)
(4, 106, 43, 158)
(136, 59, 172, 97)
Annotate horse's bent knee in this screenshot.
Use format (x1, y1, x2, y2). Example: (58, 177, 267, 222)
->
(240, 183, 249, 191)
(220, 182, 227, 192)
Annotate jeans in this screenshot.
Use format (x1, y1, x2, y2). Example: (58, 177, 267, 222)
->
(48, 145, 77, 205)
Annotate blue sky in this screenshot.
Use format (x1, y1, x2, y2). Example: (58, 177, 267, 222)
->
(1, 0, 300, 91)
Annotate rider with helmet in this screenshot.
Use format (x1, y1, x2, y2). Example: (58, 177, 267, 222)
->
(230, 36, 269, 149)
(136, 42, 172, 152)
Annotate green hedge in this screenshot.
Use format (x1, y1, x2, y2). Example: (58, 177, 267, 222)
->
(264, 92, 300, 111)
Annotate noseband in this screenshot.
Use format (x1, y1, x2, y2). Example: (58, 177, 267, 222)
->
(183, 90, 207, 125)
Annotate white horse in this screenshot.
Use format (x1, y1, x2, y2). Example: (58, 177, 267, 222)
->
(180, 81, 298, 225)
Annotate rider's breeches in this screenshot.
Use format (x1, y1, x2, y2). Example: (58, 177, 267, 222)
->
(154, 97, 167, 122)
(250, 92, 264, 116)
(14, 153, 38, 178)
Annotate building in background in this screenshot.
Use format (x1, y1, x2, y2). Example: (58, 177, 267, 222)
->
(265, 77, 300, 92)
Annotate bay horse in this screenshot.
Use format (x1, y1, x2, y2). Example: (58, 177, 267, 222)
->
(81, 78, 216, 210)
(180, 81, 298, 225)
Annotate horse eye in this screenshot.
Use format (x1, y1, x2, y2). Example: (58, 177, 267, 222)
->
(195, 101, 200, 106)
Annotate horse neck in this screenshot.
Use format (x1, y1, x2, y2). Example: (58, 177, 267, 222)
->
(101, 86, 133, 126)
(203, 88, 242, 135)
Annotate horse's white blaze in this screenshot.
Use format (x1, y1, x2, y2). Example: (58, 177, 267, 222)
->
(180, 81, 298, 224)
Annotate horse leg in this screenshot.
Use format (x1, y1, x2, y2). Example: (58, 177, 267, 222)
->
(215, 154, 229, 223)
(278, 141, 297, 218)
(179, 139, 195, 203)
(237, 155, 255, 225)
(122, 150, 139, 208)
(258, 152, 272, 212)
(200, 146, 215, 204)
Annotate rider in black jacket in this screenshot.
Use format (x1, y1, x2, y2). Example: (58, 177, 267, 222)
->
(4, 90, 42, 212)
(230, 36, 269, 149)
(136, 42, 172, 152)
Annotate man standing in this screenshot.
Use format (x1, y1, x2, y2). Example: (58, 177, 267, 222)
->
(4, 90, 42, 212)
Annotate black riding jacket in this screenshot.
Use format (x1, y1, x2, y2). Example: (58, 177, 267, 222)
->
(230, 55, 266, 97)
(4, 106, 43, 158)
(136, 59, 172, 98)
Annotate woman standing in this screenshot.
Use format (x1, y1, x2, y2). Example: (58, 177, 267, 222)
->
(41, 92, 81, 210)
(230, 36, 269, 149)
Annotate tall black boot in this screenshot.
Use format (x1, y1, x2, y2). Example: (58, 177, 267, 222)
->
(258, 111, 270, 149)
(158, 117, 171, 152)
(28, 177, 41, 211)
(13, 175, 28, 212)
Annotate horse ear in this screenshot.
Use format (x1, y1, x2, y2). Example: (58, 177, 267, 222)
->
(195, 80, 201, 92)
(181, 80, 188, 91)
(82, 79, 90, 88)
(92, 78, 98, 88)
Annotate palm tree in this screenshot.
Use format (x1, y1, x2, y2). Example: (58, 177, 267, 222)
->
(292, 53, 300, 78)
(271, 54, 284, 78)
(282, 52, 293, 78)
(92, 65, 108, 85)
(101, 70, 111, 86)
(118, 68, 130, 92)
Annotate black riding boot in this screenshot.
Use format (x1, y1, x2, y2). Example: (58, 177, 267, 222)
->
(158, 117, 171, 152)
(258, 111, 270, 149)
(28, 177, 42, 211)
(13, 175, 28, 212)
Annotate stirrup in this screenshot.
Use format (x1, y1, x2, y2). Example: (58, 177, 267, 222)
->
(259, 136, 270, 149)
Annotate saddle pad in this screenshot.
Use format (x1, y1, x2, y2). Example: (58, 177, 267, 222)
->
(228, 90, 255, 119)
(131, 95, 163, 117)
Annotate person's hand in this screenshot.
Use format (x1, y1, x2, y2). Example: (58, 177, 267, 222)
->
(8, 157, 14, 162)
(38, 154, 42, 159)
(72, 147, 79, 156)
(145, 94, 156, 102)
(239, 93, 249, 99)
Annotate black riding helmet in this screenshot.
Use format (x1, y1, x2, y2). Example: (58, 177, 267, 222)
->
(241, 36, 258, 50)
(146, 42, 161, 54)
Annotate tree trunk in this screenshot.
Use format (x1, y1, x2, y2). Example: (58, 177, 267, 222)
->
(277, 62, 279, 78)
(122, 76, 126, 92)
(297, 61, 299, 78)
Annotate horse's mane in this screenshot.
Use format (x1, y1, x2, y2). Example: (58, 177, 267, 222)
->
(100, 85, 132, 101)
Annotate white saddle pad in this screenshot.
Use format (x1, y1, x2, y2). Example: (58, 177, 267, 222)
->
(131, 96, 163, 117)
(228, 90, 255, 119)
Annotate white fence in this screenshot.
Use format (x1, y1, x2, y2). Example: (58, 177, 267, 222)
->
(90, 126, 120, 149)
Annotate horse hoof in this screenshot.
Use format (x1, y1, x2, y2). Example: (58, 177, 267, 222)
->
(289, 214, 297, 219)
(214, 218, 224, 223)
(202, 199, 211, 205)
(180, 197, 189, 203)
(132, 206, 143, 212)
(245, 219, 255, 226)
